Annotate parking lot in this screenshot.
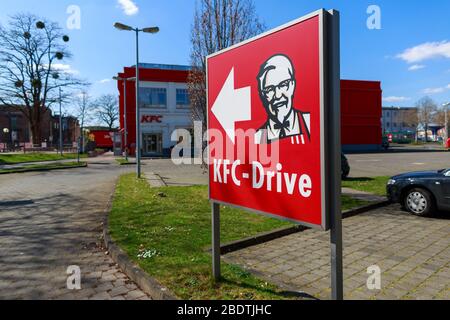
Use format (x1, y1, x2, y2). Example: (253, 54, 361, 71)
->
(224, 204, 450, 300)
(348, 151, 449, 178)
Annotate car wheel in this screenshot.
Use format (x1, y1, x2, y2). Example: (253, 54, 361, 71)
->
(404, 188, 435, 216)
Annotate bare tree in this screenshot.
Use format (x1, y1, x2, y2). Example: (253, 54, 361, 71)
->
(94, 94, 119, 129)
(0, 13, 86, 144)
(73, 91, 93, 152)
(416, 97, 437, 142)
(433, 106, 449, 126)
(433, 105, 450, 141)
(188, 0, 265, 131)
(401, 108, 419, 140)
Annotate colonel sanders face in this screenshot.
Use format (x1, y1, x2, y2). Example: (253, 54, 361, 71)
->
(257, 54, 296, 121)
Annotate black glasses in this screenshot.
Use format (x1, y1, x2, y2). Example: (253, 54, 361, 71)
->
(262, 79, 293, 100)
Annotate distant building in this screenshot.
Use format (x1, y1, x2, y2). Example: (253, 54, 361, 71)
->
(51, 115, 80, 147)
(382, 107, 418, 135)
(116, 63, 192, 157)
(0, 105, 35, 146)
(0, 104, 80, 149)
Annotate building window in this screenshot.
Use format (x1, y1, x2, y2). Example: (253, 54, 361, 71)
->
(393, 122, 397, 127)
(139, 88, 167, 108)
(176, 89, 190, 108)
(387, 122, 390, 127)
(11, 116, 17, 130)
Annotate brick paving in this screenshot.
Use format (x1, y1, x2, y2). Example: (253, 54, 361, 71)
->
(0, 155, 150, 300)
(224, 205, 450, 300)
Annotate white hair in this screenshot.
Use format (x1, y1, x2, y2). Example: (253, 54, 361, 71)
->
(257, 54, 295, 91)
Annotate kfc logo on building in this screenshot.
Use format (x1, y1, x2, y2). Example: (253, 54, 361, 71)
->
(141, 115, 163, 123)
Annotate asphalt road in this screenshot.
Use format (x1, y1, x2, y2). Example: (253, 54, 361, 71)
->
(348, 151, 450, 178)
(0, 155, 149, 300)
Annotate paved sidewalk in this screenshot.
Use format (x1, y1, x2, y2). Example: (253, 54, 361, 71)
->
(224, 205, 450, 300)
(142, 159, 207, 186)
(0, 155, 150, 300)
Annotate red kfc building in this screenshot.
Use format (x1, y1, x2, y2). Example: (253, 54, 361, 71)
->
(341, 79, 382, 152)
(115, 63, 382, 156)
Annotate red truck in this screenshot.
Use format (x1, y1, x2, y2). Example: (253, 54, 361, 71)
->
(88, 129, 115, 151)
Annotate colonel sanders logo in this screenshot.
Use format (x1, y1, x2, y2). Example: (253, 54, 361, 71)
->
(255, 54, 311, 145)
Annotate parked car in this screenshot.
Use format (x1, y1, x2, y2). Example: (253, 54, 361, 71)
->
(387, 169, 450, 216)
(341, 153, 350, 179)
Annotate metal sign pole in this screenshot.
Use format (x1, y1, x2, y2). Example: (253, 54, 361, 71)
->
(328, 9, 343, 300)
(124, 79, 128, 161)
(212, 202, 221, 281)
(135, 29, 141, 178)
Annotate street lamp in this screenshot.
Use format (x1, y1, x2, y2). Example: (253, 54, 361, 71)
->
(443, 102, 449, 146)
(2, 128, 9, 151)
(59, 87, 63, 156)
(113, 76, 136, 161)
(114, 22, 159, 178)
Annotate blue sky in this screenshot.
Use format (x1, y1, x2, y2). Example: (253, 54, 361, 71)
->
(1, 0, 449, 108)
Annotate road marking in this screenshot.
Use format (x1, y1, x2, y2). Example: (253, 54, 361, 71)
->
(412, 163, 425, 165)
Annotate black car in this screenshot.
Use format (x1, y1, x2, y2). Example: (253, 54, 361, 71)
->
(387, 169, 450, 216)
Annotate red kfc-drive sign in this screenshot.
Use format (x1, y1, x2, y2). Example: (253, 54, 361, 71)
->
(207, 10, 335, 230)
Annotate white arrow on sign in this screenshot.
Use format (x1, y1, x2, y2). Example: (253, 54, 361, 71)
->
(211, 68, 251, 144)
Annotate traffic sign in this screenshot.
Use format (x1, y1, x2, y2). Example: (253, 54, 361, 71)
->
(207, 9, 343, 299)
(207, 9, 334, 230)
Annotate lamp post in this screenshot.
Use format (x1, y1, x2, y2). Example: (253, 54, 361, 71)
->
(59, 87, 63, 156)
(443, 102, 449, 147)
(114, 22, 159, 179)
(113, 76, 136, 162)
(2, 128, 9, 152)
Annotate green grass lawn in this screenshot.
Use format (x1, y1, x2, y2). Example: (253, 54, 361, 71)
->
(109, 174, 369, 300)
(115, 158, 136, 165)
(0, 153, 86, 165)
(342, 176, 390, 197)
(0, 161, 87, 174)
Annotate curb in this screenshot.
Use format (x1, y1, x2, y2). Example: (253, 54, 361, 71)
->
(102, 180, 177, 300)
(220, 225, 307, 255)
(0, 162, 88, 175)
(218, 199, 391, 254)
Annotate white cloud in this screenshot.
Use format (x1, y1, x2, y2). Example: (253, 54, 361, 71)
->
(408, 64, 425, 71)
(383, 96, 411, 103)
(447, 84, 450, 89)
(397, 41, 450, 63)
(423, 87, 446, 94)
(117, 0, 139, 16)
(98, 79, 112, 84)
(51, 63, 79, 75)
